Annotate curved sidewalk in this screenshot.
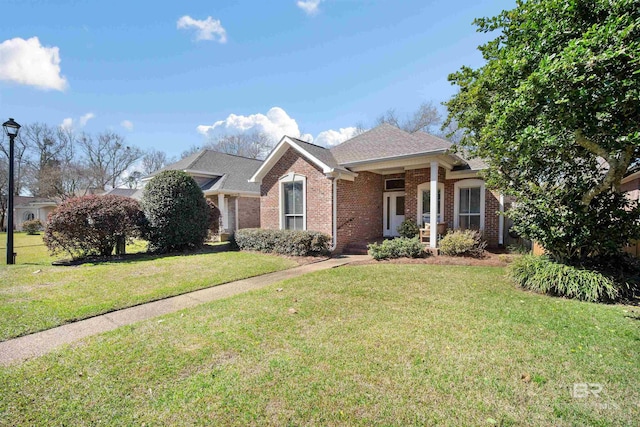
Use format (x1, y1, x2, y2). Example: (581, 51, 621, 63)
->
(0, 255, 369, 366)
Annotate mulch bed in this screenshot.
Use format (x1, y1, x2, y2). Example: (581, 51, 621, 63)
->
(348, 250, 518, 267)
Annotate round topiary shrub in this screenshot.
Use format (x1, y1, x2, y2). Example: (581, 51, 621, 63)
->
(22, 219, 43, 235)
(142, 170, 209, 252)
(397, 219, 420, 238)
(44, 195, 145, 259)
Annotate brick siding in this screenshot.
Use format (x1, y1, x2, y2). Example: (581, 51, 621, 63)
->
(260, 148, 333, 236)
(237, 197, 261, 229)
(335, 172, 385, 252)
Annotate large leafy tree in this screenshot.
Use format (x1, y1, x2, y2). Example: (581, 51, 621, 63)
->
(446, 0, 640, 264)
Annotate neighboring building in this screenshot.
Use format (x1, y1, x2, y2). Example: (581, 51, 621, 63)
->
(103, 188, 141, 199)
(145, 150, 262, 233)
(250, 123, 506, 253)
(12, 196, 58, 231)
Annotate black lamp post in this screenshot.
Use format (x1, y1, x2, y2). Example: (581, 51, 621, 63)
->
(3, 118, 21, 265)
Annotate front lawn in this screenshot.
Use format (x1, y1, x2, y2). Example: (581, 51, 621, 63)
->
(0, 232, 147, 265)
(0, 240, 297, 340)
(1, 265, 637, 426)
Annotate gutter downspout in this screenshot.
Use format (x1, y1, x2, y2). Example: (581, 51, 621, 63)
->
(330, 175, 338, 252)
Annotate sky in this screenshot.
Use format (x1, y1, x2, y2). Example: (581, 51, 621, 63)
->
(0, 0, 514, 159)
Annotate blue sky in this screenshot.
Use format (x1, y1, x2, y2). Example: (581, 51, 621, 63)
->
(1, 0, 513, 158)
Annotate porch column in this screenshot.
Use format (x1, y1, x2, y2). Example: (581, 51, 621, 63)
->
(218, 193, 228, 231)
(498, 193, 505, 246)
(430, 161, 438, 248)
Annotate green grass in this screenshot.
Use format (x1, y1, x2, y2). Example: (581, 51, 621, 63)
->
(0, 232, 148, 265)
(1, 265, 638, 426)
(0, 233, 297, 340)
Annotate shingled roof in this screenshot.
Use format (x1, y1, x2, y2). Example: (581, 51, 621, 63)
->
(287, 137, 351, 174)
(148, 150, 262, 194)
(330, 123, 452, 165)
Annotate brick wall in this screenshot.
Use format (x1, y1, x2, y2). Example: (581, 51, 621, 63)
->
(260, 148, 333, 236)
(237, 197, 260, 229)
(335, 171, 385, 252)
(444, 178, 501, 247)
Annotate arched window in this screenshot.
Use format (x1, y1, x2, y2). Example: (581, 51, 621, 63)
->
(23, 211, 35, 221)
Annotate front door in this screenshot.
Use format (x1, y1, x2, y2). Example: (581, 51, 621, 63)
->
(383, 192, 405, 237)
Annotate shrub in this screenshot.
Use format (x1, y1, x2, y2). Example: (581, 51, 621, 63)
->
(508, 255, 618, 302)
(207, 199, 221, 235)
(44, 195, 145, 259)
(22, 219, 43, 235)
(233, 228, 331, 256)
(368, 237, 426, 260)
(142, 171, 210, 252)
(397, 219, 420, 238)
(439, 229, 486, 257)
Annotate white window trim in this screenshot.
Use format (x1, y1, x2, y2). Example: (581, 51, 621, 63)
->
(416, 182, 445, 226)
(279, 172, 307, 231)
(454, 179, 485, 230)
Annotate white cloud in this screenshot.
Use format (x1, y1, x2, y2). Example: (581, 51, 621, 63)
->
(121, 120, 134, 131)
(177, 16, 227, 43)
(60, 112, 95, 130)
(79, 112, 95, 127)
(60, 118, 74, 130)
(297, 0, 323, 15)
(0, 37, 67, 91)
(197, 107, 312, 143)
(314, 127, 359, 147)
(198, 107, 360, 149)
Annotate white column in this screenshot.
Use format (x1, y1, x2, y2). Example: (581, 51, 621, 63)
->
(498, 193, 505, 246)
(430, 161, 438, 248)
(218, 193, 228, 231)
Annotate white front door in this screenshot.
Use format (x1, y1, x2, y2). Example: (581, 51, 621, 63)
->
(383, 192, 405, 237)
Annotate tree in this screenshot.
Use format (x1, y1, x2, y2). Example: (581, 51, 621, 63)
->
(0, 129, 31, 196)
(78, 131, 143, 190)
(445, 0, 640, 264)
(142, 170, 209, 252)
(141, 149, 169, 176)
(44, 195, 146, 259)
(204, 131, 273, 159)
(375, 101, 442, 134)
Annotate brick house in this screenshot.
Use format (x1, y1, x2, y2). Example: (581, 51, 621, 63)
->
(250, 123, 506, 253)
(145, 150, 261, 233)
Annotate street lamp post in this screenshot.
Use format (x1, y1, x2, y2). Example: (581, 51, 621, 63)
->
(3, 118, 21, 265)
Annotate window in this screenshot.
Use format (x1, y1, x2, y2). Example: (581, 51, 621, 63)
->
(454, 179, 485, 230)
(385, 178, 405, 191)
(23, 212, 35, 221)
(458, 187, 481, 229)
(417, 182, 444, 226)
(279, 173, 306, 230)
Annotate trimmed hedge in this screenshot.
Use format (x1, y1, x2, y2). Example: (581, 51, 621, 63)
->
(368, 237, 426, 260)
(439, 229, 486, 257)
(233, 228, 331, 256)
(507, 255, 618, 302)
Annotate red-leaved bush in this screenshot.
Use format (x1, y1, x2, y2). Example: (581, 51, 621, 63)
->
(44, 195, 146, 259)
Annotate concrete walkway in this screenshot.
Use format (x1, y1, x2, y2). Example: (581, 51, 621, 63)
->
(0, 255, 369, 366)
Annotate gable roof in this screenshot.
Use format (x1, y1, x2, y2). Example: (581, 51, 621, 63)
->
(329, 123, 452, 165)
(148, 150, 262, 194)
(250, 136, 356, 183)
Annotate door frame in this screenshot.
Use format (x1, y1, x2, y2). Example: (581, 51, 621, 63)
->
(383, 191, 406, 237)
